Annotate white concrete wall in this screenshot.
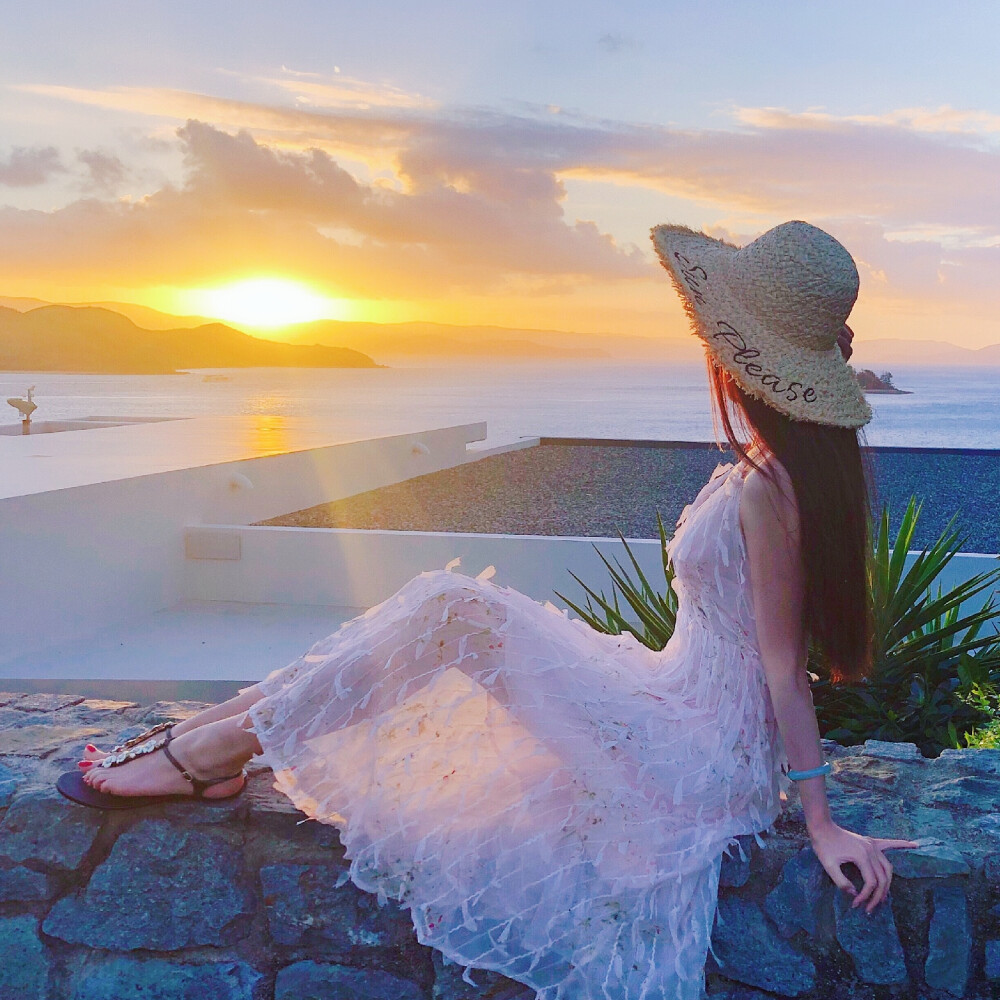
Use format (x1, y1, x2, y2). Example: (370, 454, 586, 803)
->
(0, 423, 487, 664)
(184, 523, 1000, 616)
(184, 525, 666, 610)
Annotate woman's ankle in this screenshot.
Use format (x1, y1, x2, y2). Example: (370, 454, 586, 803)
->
(180, 717, 259, 775)
(166, 686, 263, 739)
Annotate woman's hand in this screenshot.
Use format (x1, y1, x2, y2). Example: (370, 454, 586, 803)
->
(808, 820, 918, 913)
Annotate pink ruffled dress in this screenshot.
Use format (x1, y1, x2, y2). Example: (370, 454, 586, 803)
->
(246, 461, 787, 999)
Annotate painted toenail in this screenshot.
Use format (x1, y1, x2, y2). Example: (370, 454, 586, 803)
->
(85, 745, 98, 752)
(78, 761, 93, 768)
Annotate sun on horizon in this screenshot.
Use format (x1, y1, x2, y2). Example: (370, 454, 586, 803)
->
(175, 278, 356, 329)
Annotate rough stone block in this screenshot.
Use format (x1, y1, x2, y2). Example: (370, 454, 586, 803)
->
(0, 724, 105, 756)
(862, 740, 923, 761)
(884, 839, 970, 878)
(719, 835, 754, 888)
(0, 916, 49, 999)
(833, 890, 907, 985)
(710, 897, 815, 996)
(984, 852, 1000, 884)
(44, 819, 254, 950)
(764, 847, 832, 939)
(924, 775, 1000, 811)
(708, 985, 781, 1000)
(0, 864, 57, 901)
(970, 814, 1000, 841)
(107, 725, 149, 746)
(69, 957, 262, 1000)
(78, 698, 139, 715)
(906, 803, 956, 835)
(833, 756, 900, 787)
(431, 951, 511, 999)
(937, 748, 1000, 774)
(160, 796, 246, 826)
(260, 863, 414, 953)
(823, 787, 897, 835)
(12, 693, 86, 713)
(925, 884, 972, 995)
(275, 961, 424, 1000)
(137, 701, 211, 725)
(0, 788, 103, 870)
(245, 771, 308, 817)
(0, 782, 18, 809)
(0, 762, 21, 808)
(985, 939, 1000, 981)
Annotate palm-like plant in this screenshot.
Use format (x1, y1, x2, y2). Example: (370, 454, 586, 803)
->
(811, 499, 1000, 754)
(562, 498, 1000, 756)
(555, 512, 677, 650)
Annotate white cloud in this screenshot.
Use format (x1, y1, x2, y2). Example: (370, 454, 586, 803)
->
(0, 145, 64, 186)
(8, 82, 1000, 317)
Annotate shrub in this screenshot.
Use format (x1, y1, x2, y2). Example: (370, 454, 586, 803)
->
(556, 512, 677, 650)
(561, 499, 1000, 756)
(812, 499, 1000, 755)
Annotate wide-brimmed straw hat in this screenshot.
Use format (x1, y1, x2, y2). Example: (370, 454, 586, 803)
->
(651, 220, 872, 428)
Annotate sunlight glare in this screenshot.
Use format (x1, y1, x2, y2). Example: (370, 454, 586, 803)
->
(185, 278, 352, 328)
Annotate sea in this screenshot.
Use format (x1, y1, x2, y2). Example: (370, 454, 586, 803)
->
(0, 362, 997, 450)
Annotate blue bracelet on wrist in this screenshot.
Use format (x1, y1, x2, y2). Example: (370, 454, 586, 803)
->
(786, 761, 832, 781)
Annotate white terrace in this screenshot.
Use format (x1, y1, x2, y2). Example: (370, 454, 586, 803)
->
(1, 416, 996, 701)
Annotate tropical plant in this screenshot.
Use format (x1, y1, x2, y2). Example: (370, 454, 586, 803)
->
(561, 498, 1000, 756)
(555, 512, 677, 650)
(811, 498, 1000, 755)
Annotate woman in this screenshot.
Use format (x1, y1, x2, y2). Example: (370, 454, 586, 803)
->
(59, 220, 917, 1000)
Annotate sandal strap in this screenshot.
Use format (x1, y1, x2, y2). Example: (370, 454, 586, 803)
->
(160, 741, 244, 799)
(100, 726, 174, 769)
(111, 721, 173, 754)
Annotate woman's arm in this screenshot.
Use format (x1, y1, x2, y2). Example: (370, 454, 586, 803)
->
(740, 464, 916, 913)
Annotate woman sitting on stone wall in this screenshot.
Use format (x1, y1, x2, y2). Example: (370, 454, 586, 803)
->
(59, 220, 918, 1000)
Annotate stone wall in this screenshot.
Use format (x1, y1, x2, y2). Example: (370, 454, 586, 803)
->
(1, 692, 998, 999)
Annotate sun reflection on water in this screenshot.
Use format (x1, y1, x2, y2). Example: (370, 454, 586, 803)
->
(247, 415, 291, 456)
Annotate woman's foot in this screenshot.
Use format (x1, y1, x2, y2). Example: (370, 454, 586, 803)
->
(80, 717, 258, 800)
(79, 686, 264, 765)
(81, 725, 183, 764)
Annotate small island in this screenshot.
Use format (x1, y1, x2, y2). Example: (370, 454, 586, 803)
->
(852, 368, 911, 394)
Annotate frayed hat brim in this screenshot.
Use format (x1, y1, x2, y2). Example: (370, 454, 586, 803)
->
(651, 223, 872, 429)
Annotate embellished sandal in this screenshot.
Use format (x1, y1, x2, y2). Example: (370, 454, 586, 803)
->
(107, 721, 175, 756)
(56, 727, 246, 810)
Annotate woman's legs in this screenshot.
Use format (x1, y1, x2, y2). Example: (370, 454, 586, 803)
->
(82, 685, 265, 761)
(81, 713, 262, 798)
(78, 571, 513, 797)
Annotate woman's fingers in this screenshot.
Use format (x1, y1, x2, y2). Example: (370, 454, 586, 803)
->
(866, 853, 891, 912)
(871, 838, 920, 850)
(825, 862, 857, 898)
(851, 853, 880, 910)
(879, 855, 894, 908)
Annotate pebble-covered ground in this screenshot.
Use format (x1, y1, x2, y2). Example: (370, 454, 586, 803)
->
(260, 441, 1000, 553)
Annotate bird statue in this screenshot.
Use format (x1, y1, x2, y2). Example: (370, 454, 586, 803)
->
(7, 386, 37, 433)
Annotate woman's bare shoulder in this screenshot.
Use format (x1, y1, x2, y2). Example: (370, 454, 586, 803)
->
(741, 457, 799, 537)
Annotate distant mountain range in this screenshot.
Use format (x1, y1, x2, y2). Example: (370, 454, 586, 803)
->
(0, 304, 377, 374)
(281, 318, 702, 362)
(0, 296, 700, 365)
(849, 338, 1000, 367)
(1, 296, 998, 370)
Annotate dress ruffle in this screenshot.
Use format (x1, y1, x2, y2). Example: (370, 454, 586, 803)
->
(246, 462, 786, 999)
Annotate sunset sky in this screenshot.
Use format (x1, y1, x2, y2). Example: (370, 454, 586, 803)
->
(3, 2, 1000, 347)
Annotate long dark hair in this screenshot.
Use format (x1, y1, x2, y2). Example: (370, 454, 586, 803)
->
(708, 361, 872, 682)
